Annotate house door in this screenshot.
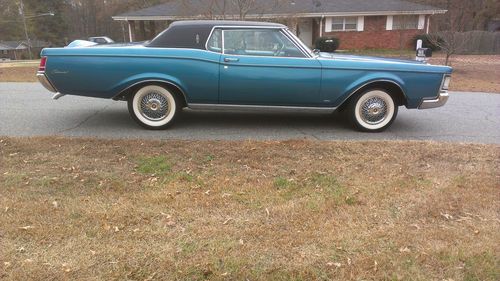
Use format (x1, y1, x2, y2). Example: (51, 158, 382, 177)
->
(298, 19, 313, 47)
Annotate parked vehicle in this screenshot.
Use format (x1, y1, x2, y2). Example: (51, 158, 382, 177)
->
(88, 36, 115, 44)
(37, 20, 452, 132)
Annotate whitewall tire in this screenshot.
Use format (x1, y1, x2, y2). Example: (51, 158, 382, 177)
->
(127, 85, 179, 130)
(349, 89, 398, 132)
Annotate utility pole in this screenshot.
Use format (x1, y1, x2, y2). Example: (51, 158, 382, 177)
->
(19, 0, 33, 60)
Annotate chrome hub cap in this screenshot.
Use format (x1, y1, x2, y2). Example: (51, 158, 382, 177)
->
(360, 97, 388, 125)
(139, 91, 169, 121)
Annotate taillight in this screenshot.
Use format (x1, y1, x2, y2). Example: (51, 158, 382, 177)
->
(39, 57, 47, 72)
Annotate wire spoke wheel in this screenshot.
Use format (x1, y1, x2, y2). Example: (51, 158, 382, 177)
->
(351, 89, 397, 132)
(138, 91, 170, 121)
(359, 96, 388, 125)
(128, 85, 178, 130)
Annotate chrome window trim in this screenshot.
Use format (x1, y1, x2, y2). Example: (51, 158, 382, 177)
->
(205, 25, 283, 54)
(188, 103, 336, 113)
(205, 25, 312, 59)
(282, 29, 313, 58)
(205, 28, 222, 53)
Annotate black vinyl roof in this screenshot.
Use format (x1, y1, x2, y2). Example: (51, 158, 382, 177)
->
(147, 20, 285, 49)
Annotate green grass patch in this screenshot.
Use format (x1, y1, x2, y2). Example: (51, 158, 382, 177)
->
(136, 155, 172, 175)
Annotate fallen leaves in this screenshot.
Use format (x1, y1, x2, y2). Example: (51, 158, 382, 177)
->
(19, 225, 34, 230)
(399, 246, 411, 253)
(326, 262, 342, 268)
(222, 218, 233, 225)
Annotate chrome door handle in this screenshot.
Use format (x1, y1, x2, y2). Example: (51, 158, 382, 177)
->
(224, 57, 239, 62)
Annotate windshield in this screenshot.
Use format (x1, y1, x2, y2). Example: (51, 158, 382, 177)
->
(283, 29, 314, 57)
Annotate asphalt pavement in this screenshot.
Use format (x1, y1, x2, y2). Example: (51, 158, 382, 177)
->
(0, 82, 499, 144)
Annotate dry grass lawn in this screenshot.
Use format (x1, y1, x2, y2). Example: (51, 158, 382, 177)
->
(0, 61, 39, 82)
(0, 54, 499, 92)
(428, 55, 500, 93)
(0, 137, 499, 280)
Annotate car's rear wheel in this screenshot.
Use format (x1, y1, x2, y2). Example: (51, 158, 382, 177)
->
(349, 89, 398, 132)
(127, 84, 179, 130)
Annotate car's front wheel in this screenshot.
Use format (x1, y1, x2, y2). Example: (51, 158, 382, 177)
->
(349, 89, 398, 132)
(127, 84, 179, 130)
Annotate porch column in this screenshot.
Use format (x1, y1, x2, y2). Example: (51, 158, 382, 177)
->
(426, 16, 430, 34)
(149, 21, 156, 38)
(286, 18, 299, 35)
(139, 21, 146, 41)
(128, 20, 136, 42)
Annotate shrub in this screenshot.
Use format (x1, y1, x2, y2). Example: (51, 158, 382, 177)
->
(314, 37, 340, 52)
(412, 34, 442, 51)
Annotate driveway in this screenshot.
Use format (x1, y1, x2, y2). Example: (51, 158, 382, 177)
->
(1, 82, 499, 144)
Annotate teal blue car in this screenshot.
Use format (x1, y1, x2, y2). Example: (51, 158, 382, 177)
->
(38, 20, 452, 132)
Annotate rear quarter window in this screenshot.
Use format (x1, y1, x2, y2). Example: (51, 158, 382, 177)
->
(207, 29, 222, 53)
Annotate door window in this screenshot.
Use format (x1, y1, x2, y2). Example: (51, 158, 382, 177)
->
(222, 29, 305, 58)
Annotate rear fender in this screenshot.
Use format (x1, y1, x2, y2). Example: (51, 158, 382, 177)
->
(111, 73, 188, 101)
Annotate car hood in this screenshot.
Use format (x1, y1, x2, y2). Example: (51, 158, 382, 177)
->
(317, 52, 452, 74)
(318, 53, 425, 64)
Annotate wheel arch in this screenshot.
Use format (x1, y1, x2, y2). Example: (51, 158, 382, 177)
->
(113, 79, 188, 108)
(337, 79, 407, 112)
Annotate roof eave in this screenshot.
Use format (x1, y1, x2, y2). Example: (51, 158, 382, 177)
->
(112, 10, 448, 21)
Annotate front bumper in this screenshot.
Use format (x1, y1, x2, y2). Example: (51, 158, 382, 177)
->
(418, 91, 449, 109)
(36, 72, 57, 93)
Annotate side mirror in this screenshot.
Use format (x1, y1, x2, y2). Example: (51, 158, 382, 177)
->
(312, 49, 321, 55)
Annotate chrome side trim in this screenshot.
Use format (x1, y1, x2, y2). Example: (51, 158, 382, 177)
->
(188, 103, 336, 113)
(418, 91, 449, 109)
(36, 72, 58, 93)
(112, 79, 188, 103)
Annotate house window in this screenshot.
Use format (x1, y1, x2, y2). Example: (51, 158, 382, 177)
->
(392, 15, 419, 30)
(331, 17, 358, 31)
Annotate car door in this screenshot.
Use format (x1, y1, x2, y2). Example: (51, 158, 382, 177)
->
(218, 28, 322, 106)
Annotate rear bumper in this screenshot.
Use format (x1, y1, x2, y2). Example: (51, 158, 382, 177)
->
(418, 91, 449, 109)
(36, 72, 58, 93)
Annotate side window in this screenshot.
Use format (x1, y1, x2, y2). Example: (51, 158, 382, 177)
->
(223, 29, 305, 58)
(207, 29, 222, 53)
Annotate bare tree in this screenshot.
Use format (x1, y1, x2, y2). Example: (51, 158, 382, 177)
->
(180, 0, 285, 20)
(426, 0, 471, 65)
(427, 31, 471, 65)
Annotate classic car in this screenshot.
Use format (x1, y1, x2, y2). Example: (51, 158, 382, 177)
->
(88, 36, 115, 45)
(37, 20, 452, 132)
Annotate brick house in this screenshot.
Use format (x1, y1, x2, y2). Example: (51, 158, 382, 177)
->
(113, 0, 446, 50)
(0, 40, 51, 60)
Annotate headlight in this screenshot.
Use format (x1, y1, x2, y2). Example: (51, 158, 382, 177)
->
(442, 76, 451, 90)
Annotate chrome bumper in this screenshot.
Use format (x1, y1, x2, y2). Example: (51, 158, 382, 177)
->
(36, 72, 58, 93)
(418, 91, 449, 109)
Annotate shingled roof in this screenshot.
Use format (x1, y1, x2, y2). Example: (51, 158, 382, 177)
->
(113, 0, 446, 20)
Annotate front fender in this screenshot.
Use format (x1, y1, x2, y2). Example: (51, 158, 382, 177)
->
(329, 72, 407, 107)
